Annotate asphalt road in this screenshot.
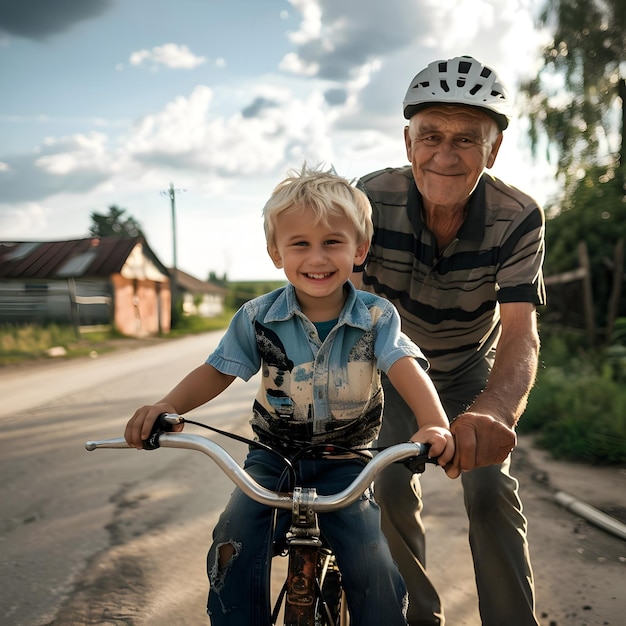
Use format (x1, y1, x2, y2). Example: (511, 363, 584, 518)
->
(0, 333, 624, 626)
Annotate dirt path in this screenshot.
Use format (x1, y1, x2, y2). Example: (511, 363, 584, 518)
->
(421, 434, 626, 625)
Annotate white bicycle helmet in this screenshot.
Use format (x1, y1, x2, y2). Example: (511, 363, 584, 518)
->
(403, 55, 511, 130)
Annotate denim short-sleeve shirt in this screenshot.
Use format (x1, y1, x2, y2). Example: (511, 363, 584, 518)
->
(207, 282, 426, 449)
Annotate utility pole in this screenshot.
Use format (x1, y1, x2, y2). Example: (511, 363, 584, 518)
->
(160, 182, 186, 327)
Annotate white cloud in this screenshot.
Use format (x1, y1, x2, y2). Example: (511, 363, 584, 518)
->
(122, 83, 341, 177)
(287, 0, 322, 45)
(0, 200, 81, 241)
(35, 132, 110, 175)
(129, 43, 207, 70)
(282, 0, 549, 92)
(283, 0, 439, 80)
(279, 52, 319, 77)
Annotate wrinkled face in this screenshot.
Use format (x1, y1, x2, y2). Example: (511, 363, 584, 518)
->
(404, 105, 503, 211)
(268, 205, 369, 301)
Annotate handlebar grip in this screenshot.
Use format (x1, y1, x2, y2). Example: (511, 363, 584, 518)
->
(142, 413, 177, 450)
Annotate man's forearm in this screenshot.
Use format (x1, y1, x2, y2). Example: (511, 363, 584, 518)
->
(469, 306, 540, 428)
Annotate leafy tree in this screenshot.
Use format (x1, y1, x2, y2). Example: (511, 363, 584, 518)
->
(208, 271, 228, 286)
(542, 165, 626, 331)
(520, 0, 625, 196)
(544, 166, 625, 274)
(520, 0, 625, 336)
(89, 205, 144, 238)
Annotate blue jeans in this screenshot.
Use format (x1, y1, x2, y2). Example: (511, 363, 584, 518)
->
(206, 448, 408, 625)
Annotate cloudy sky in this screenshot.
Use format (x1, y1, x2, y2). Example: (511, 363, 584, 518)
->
(0, 0, 555, 281)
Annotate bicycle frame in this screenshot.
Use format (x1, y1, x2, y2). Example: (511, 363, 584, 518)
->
(86, 425, 433, 625)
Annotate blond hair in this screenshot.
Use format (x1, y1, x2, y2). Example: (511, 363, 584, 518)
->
(263, 165, 373, 248)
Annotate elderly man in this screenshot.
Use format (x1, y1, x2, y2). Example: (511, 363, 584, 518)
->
(355, 56, 545, 625)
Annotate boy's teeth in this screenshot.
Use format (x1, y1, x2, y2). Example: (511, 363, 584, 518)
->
(308, 273, 329, 279)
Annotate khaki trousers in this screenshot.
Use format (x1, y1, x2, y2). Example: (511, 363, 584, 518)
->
(375, 374, 539, 626)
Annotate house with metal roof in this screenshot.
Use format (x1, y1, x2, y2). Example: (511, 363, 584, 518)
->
(0, 237, 172, 336)
(171, 268, 227, 318)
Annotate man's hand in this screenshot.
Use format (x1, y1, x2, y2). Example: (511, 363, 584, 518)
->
(445, 412, 516, 478)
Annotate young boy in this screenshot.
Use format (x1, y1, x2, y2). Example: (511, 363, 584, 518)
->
(124, 166, 455, 626)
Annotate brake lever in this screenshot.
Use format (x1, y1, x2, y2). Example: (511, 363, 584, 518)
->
(402, 443, 437, 474)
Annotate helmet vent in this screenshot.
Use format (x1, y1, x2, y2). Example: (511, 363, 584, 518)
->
(440, 80, 450, 93)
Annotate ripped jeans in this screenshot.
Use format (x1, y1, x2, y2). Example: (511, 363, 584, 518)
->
(206, 448, 408, 625)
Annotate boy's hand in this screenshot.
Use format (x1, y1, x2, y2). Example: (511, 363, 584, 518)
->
(410, 426, 455, 476)
(124, 403, 182, 449)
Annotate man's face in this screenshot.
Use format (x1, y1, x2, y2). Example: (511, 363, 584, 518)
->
(404, 105, 503, 212)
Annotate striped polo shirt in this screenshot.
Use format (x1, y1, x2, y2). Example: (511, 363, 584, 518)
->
(359, 166, 546, 377)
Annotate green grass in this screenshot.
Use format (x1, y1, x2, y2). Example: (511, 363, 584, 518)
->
(168, 310, 235, 336)
(0, 323, 113, 365)
(0, 313, 233, 366)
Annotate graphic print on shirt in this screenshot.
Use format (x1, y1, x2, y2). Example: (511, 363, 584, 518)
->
(251, 320, 383, 449)
(254, 321, 295, 419)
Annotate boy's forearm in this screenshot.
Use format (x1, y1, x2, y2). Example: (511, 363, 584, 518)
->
(386, 358, 449, 428)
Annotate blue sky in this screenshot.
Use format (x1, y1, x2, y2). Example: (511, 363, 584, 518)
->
(0, 0, 555, 281)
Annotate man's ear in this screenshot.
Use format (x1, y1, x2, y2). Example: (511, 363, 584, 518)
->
(403, 125, 412, 162)
(268, 246, 283, 269)
(486, 132, 504, 169)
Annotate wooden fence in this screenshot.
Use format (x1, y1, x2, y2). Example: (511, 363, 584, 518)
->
(544, 239, 624, 346)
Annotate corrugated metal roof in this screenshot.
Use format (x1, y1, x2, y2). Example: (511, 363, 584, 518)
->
(0, 237, 168, 280)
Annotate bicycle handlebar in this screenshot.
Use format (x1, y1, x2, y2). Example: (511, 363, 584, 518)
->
(85, 430, 434, 513)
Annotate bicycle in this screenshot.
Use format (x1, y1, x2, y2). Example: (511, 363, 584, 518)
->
(85, 413, 436, 626)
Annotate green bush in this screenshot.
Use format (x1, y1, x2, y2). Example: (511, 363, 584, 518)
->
(521, 324, 626, 464)
(524, 371, 626, 463)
